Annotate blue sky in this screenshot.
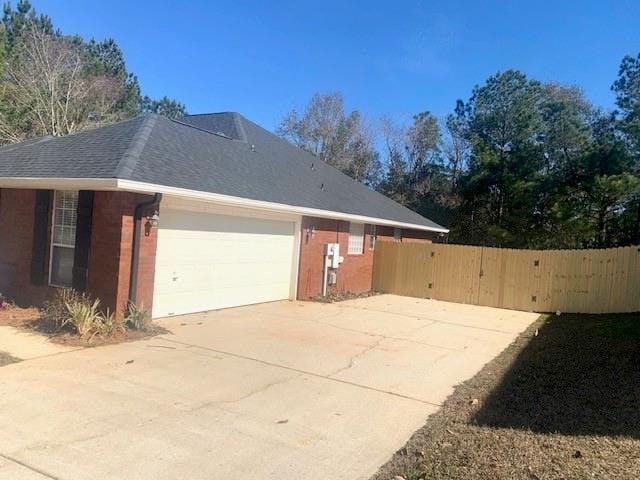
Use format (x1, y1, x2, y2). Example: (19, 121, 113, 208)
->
(36, 0, 640, 129)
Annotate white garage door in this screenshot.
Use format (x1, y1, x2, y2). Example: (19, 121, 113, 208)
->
(152, 208, 296, 318)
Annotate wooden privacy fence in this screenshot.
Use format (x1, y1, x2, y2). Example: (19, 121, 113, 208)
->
(372, 242, 640, 313)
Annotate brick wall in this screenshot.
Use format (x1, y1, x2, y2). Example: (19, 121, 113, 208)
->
(297, 216, 437, 299)
(0, 189, 56, 306)
(88, 191, 158, 318)
(0, 188, 158, 318)
(1, 188, 436, 313)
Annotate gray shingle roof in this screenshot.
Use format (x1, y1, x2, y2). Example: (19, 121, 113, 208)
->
(0, 116, 146, 178)
(0, 112, 446, 231)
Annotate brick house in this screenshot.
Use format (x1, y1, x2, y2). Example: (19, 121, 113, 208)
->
(0, 113, 447, 318)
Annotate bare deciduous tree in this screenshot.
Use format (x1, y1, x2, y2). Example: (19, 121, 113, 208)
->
(443, 101, 470, 189)
(0, 25, 123, 141)
(277, 92, 381, 185)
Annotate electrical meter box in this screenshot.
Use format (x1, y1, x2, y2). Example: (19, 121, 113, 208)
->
(324, 243, 341, 268)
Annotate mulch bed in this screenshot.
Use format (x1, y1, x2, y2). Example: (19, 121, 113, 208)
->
(0, 306, 167, 347)
(312, 290, 380, 303)
(372, 312, 640, 480)
(0, 305, 41, 328)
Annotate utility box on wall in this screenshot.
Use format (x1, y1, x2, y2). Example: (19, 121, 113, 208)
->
(324, 243, 341, 268)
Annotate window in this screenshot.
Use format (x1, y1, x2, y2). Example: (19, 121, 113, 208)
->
(49, 191, 78, 287)
(369, 225, 377, 250)
(348, 222, 364, 255)
(394, 228, 402, 243)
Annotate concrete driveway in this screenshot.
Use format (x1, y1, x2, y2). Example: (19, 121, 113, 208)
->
(0, 295, 538, 480)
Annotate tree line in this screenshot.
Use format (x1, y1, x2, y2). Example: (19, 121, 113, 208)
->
(278, 59, 640, 249)
(1, 2, 637, 250)
(0, 0, 186, 144)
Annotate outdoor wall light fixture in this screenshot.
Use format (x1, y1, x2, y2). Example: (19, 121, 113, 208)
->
(144, 210, 160, 236)
(147, 210, 160, 227)
(305, 226, 316, 244)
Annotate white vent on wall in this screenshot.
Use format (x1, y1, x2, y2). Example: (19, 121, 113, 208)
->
(348, 222, 364, 255)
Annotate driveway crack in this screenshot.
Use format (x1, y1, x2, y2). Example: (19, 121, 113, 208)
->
(160, 337, 437, 405)
(341, 305, 516, 334)
(0, 453, 62, 480)
(327, 337, 384, 377)
(302, 309, 462, 352)
(189, 374, 304, 411)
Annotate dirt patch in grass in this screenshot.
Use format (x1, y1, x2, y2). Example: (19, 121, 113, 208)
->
(0, 306, 167, 347)
(372, 312, 640, 480)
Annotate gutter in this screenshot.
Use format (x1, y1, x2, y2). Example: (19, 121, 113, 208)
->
(116, 180, 450, 234)
(129, 193, 162, 306)
(0, 176, 449, 233)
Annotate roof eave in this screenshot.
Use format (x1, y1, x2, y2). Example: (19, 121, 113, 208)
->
(0, 177, 449, 234)
(115, 179, 450, 234)
(0, 177, 119, 190)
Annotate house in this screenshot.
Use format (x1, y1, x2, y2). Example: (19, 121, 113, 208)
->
(0, 113, 448, 318)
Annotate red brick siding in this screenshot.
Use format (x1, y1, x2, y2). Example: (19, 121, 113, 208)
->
(1, 188, 435, 312)
(297, 216, 437, 299)
(0, 189, 158, 318)
(88, 191, 158, 318)
(134, 222, 158, 314)
(0, 189, 56, 306)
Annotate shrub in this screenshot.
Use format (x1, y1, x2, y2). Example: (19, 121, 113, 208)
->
(41, 289, 78, 332)
(65, 294, 102, 338)
(125, 302, 151, 331)
(96, 309, 125, 337)
(41, 289, 126, 340)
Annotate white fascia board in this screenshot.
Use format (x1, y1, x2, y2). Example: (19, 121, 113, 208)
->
(0, 176, 449, 233)
(116, 179, 450, 234)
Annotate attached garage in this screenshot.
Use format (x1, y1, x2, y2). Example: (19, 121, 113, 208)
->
(0, 112, 447, 319)
(152, 200, 299, 318)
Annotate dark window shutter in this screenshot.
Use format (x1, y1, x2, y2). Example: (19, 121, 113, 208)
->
(72, 191, 94, 291)
(30, 190, 52, 285)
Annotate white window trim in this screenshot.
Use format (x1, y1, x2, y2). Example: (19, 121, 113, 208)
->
(348, 222, 365, 255)
(48, 190, 78, 288)
(369, 224, 377, 250)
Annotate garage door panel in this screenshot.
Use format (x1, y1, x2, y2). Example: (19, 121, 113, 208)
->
(158, 230, 294, 245)
(155, 244, 294, 265)
(161, 210, 294, 236)
(155, 256, 293, 278)
(153, 266, 291, 294)
(155, 283, 291, 316)
(153, 208, 296, 318)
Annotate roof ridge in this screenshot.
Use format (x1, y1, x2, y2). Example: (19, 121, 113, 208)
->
(182, 112, 236, 117)
(0, 135, 54, 152)
(169, 116, 243, 141)
(114, 114, 158, 179)
(230, 113, 248, 143)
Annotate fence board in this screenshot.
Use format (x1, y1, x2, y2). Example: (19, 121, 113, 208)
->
(372, 243, 640, 314)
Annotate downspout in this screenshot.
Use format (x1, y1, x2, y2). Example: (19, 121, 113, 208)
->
(129, 193, 162, 305)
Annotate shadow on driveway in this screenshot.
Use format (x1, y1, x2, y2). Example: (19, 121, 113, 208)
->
(0, 351, 20, 366)
(473, 312, 640, 438)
